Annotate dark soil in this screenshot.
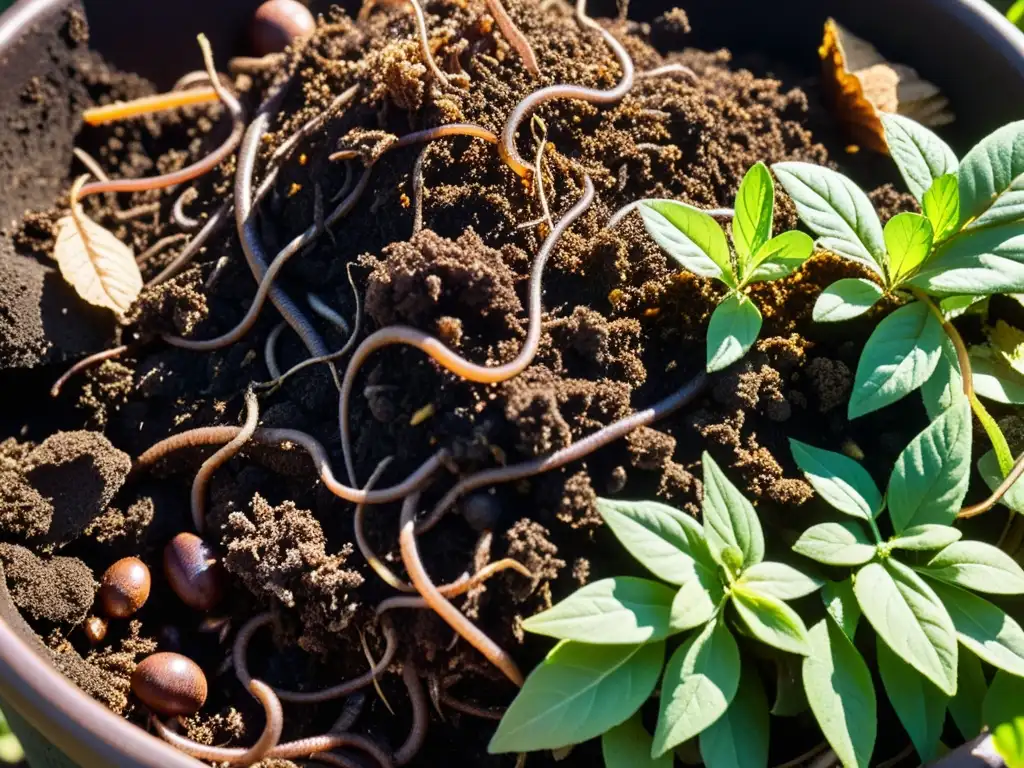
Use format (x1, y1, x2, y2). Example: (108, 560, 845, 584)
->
(0, 1, 931, 766)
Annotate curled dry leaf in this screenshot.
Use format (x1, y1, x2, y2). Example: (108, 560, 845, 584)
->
(820, 19, 954, 153)
(53, 175, 142, 316)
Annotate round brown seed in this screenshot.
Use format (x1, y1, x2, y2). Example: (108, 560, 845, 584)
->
(83, 616, 108, 645)
(132, 652, 208, 717)
(98, 557, 151, 618)
(164, 533, 225, 612)
(250, 0, 316, 56)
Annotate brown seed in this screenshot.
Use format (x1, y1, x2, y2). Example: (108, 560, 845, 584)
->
(131, 652, 207, 717)
(250, 0, 316, 57)
(164, 533, 225, 612)
(83, 616, 108, 645)
(98, 557, 151, 618)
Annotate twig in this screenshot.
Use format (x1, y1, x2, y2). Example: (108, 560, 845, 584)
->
(83, 87, 219, 126)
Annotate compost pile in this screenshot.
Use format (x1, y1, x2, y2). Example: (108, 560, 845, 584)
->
(0, 0, 917, 764)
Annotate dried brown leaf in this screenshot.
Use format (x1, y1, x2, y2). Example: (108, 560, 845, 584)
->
(53, 175, 142, 316)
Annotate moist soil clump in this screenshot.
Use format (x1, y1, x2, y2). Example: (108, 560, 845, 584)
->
(0, 1, 927, 765)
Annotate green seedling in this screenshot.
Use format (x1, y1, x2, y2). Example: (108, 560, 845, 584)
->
(639, 162, 814, 372)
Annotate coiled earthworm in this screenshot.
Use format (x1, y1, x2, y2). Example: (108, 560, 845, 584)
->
(153, 679, 283, 765)
(50, 345, 129, 397)
(359, 0, 450, 87)
(398, 492, 524, 686)
(499, 0, 633, 178)
(134, 425, 449, 506)
(394, 659, 428, 766)
(233, 612, 398, 704)
(79, 37, 243, 200)
(190, 389, 259, 532)
(416, 371, 709, 532)
(483, 0, 540, 75)
(607, 199, 734, 229)
(339, 176, 594, 485)
(172, 188, 201, 231)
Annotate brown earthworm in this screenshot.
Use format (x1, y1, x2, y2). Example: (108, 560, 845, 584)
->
(233, 613, 398, 704)
(499, 0, 633, 178)
(190, 389, 259, 532)
(327, 123, 499, 166)
(339, 176, 595, 484)
(148, 200, 233, 286)
(50, 345, 130, 397)
(79, 37, 243, 200)
(135, 425, 449, 506)
(71, 148, 159, 222)
(398, 492, 524, 686)
(152, 679, 283, 765)
(359, 0, 450, 87)
(417, 371, 709, 532)
(394, 659, 428, 766)
(135, 233, 189, 265)
(637, 62, 698, 82)
(373, 555, 533, 608)
(440, 692, 504, 720)
(483, 0, 540, 75)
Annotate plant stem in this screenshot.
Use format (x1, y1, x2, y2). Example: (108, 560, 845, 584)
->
(959, 450, 1024, 519)
(868, 518, 883, 544)
(912, 291, 1014, 475)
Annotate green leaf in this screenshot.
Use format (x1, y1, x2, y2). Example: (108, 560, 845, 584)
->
(979, 449, 1024, 513)
(772, 162, 886, 276)
(931, 580, 1024, 678)
(596, 498, 709, 585)
(921, 337, 962, 419)
(489, 640, 664, 753)
(854, 560, 958, 695)
(793, 522, 876, 566)
(881, 113, 958, 203)
(971, 352, 1024, 404)
(803, 617, 877, 768)
(603, 712, 672, 768)
(699, 663, 770, 768)
(789, 439, 882, 520)
(523, 576, 680, 643)
(737, 561, 824, 600)
(884, 212, 934, 284)
(848, 300, 944, 418)
(771, 655, 808, 717)
(812, 278, 884, 323)
(745, 231, 815, 284)
(702, 453, 764, 569)
(923, 174, 961, 242)
(823, 579, 861, 640)
(733, 162, 774, 269)
(958, 120, 1024, 229)
(985, 672, 1024, 768)
(886, 393, 972, 531)
(731, 586, 811, 656)
(641, 201, 734, 285)
(877, 635, 949, 762)
(653, 619, 741, 757)
(706, 294, 762, 372)
(948, 650, 987, 740)
(909, 220, 1024, 296)
(889, 524, 962, 552)
(670, 561, 725, 632)
(922, 541, 1024, 595)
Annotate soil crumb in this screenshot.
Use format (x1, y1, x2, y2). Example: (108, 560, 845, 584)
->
(0, 543, 94, 626)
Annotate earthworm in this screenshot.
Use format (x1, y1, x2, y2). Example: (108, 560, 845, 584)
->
(135, 233, 189, 265)
(333, 693, 368, 733)
(328, 123, 499, 166)
(440, 692, 503, 720)
(148, 200, 233, 286)
(190, 389, 259, 532)
(339, 176, 595, 484)
(417, 371, 709, 532)
(531, 117, 553, 230)
(637, 62, 698, 82)
(264, 322, 288, 379)
(233, 612, 399, 704)
(235, 82, 328, 359)
(228, 54, 286, 75)
(358, 0, 450, 87)
(483, 0, 540, 75)
(172, 188, 201, 230)
(276, 86, 361, 165)
(398, 492, 524, 686)
(153, 679, 283, 765)
(607, 199, 734, 229)
(499, 0, 634, 178)
(71, 149, 159, 222)
(331, 161, 358, 204)
(164, 168, 370, 352)
(82, 87, 219, 126)
(79, 38, 243, 200)
(135, 425, 449, 506)
(50, 345, 129, 397)
(394, 659, 428, 766)
(308, 293, 351, 338)
(959, 450, 1024, 519)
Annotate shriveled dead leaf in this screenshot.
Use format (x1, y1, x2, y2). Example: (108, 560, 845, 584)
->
(53, 175, 142, 316)
(820, 19, 953, 153)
